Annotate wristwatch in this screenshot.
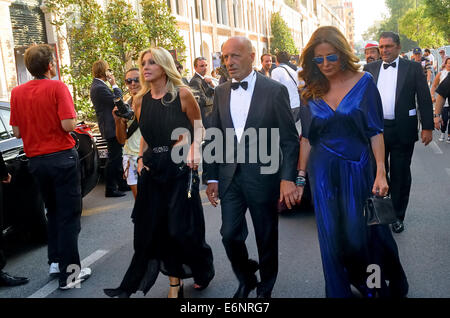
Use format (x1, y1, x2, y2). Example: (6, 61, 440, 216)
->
(434, 114, 442, 118)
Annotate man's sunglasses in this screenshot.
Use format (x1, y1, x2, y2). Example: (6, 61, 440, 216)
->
(125, 77, 139, 84)
(312, 54, 339, 64)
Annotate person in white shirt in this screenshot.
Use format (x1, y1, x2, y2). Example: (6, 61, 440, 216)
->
(271, 51, 301, 111)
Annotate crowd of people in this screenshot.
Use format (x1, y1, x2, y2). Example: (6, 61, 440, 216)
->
(1, 25, 449, 299)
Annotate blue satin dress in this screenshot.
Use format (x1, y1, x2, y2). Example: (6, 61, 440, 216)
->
(300, 72, 384, 297)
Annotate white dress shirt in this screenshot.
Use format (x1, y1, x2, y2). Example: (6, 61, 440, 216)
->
(271, 64, 300, 108)
(230, 70, 257, 142)
(377, 56, 400, 120)
(207, 71, 257, 184)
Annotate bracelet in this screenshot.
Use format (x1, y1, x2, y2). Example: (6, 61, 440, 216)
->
(296, 175, 306, 187)
(434, 113, 442, 118)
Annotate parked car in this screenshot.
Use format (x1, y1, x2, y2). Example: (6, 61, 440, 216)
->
(0, 101, 99, 242)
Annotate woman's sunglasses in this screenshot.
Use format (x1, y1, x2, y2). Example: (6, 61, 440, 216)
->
(312, 54, 339, 64)
(125, 77, 139, 84)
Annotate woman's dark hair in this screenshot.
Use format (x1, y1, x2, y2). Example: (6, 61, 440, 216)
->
(124, 67, 139, 78)
(24, 44, 54, 77)
(299, 26, 360, 102)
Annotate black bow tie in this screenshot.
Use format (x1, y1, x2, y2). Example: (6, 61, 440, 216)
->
(383, 62, 397, 69)
(231, 81, 248, 90)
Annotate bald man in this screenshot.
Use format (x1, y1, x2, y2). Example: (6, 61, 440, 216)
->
(205, 37, 299, 298)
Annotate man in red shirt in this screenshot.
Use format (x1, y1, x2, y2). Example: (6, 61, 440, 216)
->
(10, 44, 91, 290)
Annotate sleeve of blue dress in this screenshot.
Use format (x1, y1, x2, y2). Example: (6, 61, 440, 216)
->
(360, 77, 384, 139)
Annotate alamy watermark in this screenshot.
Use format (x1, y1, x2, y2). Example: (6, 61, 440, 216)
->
(170, 120, 281, 174)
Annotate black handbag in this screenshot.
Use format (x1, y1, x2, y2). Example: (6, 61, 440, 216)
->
(364, 195, 398, 226)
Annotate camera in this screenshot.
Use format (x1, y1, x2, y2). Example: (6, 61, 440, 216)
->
(113, 97, 134, 120)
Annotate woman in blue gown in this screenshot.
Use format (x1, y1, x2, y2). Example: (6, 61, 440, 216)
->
(296, 26, 407, 297)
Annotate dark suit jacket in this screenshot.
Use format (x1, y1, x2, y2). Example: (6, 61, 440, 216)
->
(90, 79, 122, 140)
(364, 58, 433, 144)
(189, 73, 214, 109)
(205, 72, 299, 197)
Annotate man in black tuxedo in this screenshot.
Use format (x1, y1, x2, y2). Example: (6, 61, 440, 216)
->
(205, 37, 299, 298)
(90, 60, 127, 197)
(364, 31, 433, 233)
(189, 57, 216, 126)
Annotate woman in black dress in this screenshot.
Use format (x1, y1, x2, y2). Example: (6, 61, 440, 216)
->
(104, 47, 214, 298)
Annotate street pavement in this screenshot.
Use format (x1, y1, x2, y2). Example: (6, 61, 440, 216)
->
(1, 130, 449, 298)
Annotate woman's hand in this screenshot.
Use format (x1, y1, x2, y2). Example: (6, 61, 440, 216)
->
(137, 157, 149, 176)
(187, 143, 200, 170)
(372, 173, 389, 197)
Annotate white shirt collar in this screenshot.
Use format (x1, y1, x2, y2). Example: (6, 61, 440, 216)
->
(195, 72, 205, 80)
(95, 78, 107, 85)
(231, 70, 256, 84)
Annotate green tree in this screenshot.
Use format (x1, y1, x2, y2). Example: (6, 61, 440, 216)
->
(270, 12, 298, 55)
(140, 0, 186, 57)
(399, 5, 446, 48)
(43, 0, 186, 119)
(423, 0, 450, 43)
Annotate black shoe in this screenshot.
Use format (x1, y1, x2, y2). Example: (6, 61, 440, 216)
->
(0, 271, 29, 287)
(118, 185, 131, 192)
(104, 288, 131, 298)
(233, 278, 257, 298)
(105, 190, 126, 198)
(392, 220, 404, 233)
(256, 292, 272, 298)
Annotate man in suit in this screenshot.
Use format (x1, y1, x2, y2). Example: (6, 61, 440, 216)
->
(189, 57, 216, 126)
(90, 60, 127, 198)
(258, 54, 272, 77)
(364, 31, 433, 234)
(205, 37, 299, 298)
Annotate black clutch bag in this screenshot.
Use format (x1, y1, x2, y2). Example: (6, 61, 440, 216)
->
(364, 195, 398, 226)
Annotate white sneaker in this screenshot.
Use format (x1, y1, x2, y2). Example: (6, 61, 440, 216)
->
(59, 267, 92, 290)
(439, 133, 445, 141)
(49, 263, 60, 275)
(446, 136, 450, 143)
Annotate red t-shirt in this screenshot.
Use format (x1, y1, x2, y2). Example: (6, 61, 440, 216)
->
(10, 79, 76, 157)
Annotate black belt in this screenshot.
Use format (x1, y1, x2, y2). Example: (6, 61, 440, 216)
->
(30, 147, 75, 159)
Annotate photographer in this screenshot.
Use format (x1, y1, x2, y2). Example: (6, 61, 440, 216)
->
(112, 68, 142, 199)
(90, 61, 129, 197)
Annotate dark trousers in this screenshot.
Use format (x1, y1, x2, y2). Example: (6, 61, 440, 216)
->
(28, 148, 82, 284)
(384, 122, 415, 221)
(440, 107, 450, 134)
(0, 184, 5, 271)
(105, 137, 125, 193)
(220, 167, 278, 296)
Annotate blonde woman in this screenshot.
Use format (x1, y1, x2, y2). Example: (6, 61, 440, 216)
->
(104, 47, 214, 298)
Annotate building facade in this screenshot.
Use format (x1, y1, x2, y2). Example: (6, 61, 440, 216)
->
(0, 0, 351, 101)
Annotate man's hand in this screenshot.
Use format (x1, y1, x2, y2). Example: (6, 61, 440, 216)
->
(1, 173, 11, 184)
(107, 73, 116, 86)
(204, 77, 215, 87)
(421, 129, 432, 146)
(206, 182, 219, 207)
(280, 180, 298, 210)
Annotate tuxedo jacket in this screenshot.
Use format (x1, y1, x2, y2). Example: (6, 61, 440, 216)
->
(189, 73, 214, 109)
(205, 72, 299, 197)
(90, 79, 122, 140)
(363, 58, 433, 144)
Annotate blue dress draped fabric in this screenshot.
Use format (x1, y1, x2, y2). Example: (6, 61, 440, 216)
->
(301, 73, 386, 297)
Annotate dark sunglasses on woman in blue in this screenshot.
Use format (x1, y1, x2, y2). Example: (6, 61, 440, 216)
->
(312, 54, 339, 64)
(125, 77, 139, 84)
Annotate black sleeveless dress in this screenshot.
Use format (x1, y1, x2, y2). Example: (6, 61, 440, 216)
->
(118, 91, 214, 295)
